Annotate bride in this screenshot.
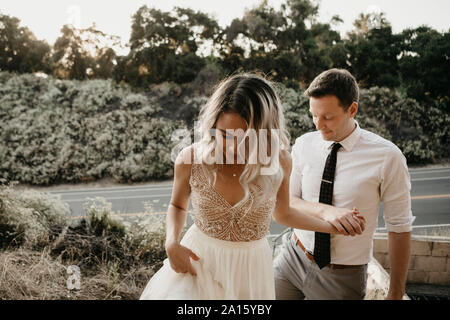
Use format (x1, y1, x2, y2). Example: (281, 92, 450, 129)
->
(139, 73, 365, 300)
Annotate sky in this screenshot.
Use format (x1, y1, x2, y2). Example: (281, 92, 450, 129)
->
(1, 0, 449, 47)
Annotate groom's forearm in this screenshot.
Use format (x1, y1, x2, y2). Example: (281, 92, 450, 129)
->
(387, 231, 411, 300)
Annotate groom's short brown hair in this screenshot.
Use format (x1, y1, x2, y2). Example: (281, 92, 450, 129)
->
(304, 69, 359, 111)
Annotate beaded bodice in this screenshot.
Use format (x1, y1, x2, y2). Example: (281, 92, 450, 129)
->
(189, 163, 278, 242)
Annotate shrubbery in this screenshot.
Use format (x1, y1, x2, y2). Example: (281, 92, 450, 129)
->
(0, 72, 181, 185)
(0, 181, 169, 299)
(0, 179, 67, 249)
(358, 87, 449, 163)
(0, 181, 168, 268)
(0, 72, 448, 187)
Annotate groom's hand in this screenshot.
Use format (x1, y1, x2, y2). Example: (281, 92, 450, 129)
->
(323, 207, 366, 236)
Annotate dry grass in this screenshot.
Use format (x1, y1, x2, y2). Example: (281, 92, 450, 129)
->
(0, 248, 154, 300)
(0, 181, 169, 300)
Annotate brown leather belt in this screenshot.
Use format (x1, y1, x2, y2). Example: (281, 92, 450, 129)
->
(292, 232, 364, 270)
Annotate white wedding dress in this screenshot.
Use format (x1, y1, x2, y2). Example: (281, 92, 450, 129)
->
(139, 162, 278, 300)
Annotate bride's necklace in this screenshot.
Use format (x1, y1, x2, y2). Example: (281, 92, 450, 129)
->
(217, 164, 245, 178)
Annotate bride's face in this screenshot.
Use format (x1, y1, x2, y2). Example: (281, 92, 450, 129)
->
(214, 112, 248, 164)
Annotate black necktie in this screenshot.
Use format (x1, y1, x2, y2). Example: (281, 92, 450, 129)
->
(313, 142, 342, 269)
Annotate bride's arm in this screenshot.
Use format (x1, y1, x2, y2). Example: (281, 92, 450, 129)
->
(165, 146, 200, 276)
(272, 150, 339, 234)
(165, 146, 192, 247)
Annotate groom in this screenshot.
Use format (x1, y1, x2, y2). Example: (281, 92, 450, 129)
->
(274, 68, 414, 300)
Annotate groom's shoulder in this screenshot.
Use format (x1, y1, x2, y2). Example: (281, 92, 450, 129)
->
(291, 131, 320, 153)
(294, 130, 320, 145)
(359, 128, 404, 156)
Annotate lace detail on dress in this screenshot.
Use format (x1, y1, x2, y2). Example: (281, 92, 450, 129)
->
(189, 163, 277, 242)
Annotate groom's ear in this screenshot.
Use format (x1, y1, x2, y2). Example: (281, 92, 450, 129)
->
(348, 102, 358, 118)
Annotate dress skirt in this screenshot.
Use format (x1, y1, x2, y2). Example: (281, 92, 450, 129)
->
(139, 223, 275, 300)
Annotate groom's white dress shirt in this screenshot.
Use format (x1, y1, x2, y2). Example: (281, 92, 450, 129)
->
(290, 120, 415, 265)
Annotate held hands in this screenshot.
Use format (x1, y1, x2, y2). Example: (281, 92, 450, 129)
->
(325, 207, 366, 236)
(165, 242, 200, 276)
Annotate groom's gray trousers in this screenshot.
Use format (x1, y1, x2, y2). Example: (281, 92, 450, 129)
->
(273, 230, 368, 300)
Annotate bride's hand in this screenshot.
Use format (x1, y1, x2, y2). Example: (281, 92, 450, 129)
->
(324, 207, 366, 236)
(165, 242, 200, 276)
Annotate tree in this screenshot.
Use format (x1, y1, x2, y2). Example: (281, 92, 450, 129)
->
(115, 6, 221, 86)
(219, 0, 346, 87)
(53, 24, 121, 80)
(220, 1, 284, 78)
(346, 12, 401, 88)
(0, 12, 51, 73)
(398, 26, 450, 110)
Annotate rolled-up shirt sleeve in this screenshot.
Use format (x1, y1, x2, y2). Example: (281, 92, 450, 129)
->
(290, 136, 305, 198)
(380, 146, 416, 232)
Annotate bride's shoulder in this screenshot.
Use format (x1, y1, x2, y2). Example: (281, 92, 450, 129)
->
(278, 149, 292, 173)
(175, 145, 195, 163)
(278, 149, 292, 164)
(174, 145, 195, 177)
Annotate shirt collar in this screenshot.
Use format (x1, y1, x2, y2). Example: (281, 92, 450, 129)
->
(321, 120, 361, 152)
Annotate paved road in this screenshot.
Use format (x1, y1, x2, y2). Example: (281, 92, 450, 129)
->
(46, 167, 450, 236)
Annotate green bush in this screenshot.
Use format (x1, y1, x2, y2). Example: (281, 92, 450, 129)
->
(0, 184, 176, 299)
(0, 72, 180, 185)
(47, 197, 167, 273)
(1, 72, 448, 188)
(0, 180, 68, 249)
(0, 180, 168, 272)
(358, 87, 449, 163)
(273, 82, 315, 146)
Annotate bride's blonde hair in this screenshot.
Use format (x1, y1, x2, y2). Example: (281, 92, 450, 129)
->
(195, 73, 290, 207)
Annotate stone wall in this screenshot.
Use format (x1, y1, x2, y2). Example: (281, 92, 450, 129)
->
(373, 233, 450, 286)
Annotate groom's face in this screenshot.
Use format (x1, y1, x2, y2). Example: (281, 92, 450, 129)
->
(309, 95, 357, 142)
